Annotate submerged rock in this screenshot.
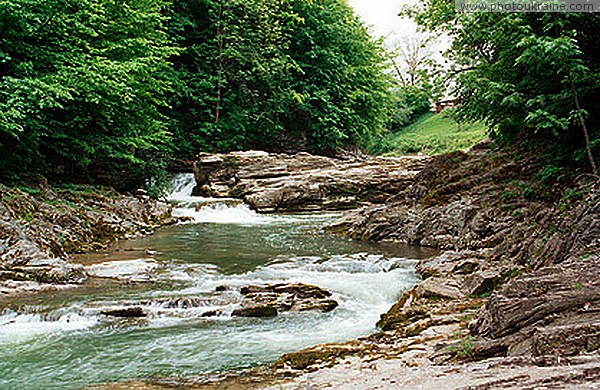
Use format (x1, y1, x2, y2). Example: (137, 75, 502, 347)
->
(201, 310, 223, 318)
(232, 305, 278, 318)
(193, 151, 429, 212)
(100, 307, 147, 318)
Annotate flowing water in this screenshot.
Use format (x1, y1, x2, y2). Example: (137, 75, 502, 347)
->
(0, 174, 435, 389)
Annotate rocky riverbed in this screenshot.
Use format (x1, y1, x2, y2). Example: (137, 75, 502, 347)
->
(0, 183, 178, 295)
(123, 144, 598, 389)
(2, 145, 599, 388)
(274, 143, 599, 389)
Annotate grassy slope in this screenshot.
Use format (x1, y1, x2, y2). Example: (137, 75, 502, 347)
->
(381, 112, 488, 156)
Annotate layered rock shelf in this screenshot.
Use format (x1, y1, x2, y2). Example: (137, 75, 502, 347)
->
(0, 184, 177, 294)
(160, 143, 600, 389)
(193, 151, 430, 212)
(232, 283, 339, 317)
(96, 283, 339, 320)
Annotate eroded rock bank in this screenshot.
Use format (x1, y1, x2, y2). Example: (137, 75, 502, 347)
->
(0, 183, 177, 295)
(193, 150, 429, 212)
(258, 142, 599, 388)
(140, 142, 599, 389)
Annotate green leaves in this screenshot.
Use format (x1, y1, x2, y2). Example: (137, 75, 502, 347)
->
(0, 0, 175, 186)
(410, 5, 600, 165)
(168, 0, 392, 156)
(0, 0, 394, 185)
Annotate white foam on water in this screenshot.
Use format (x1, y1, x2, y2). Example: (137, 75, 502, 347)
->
(166, 173, 197, 200)
(178, 254, 417, 326)
(85, 259, 159, 280)
(166, 173, 299, 225)
(0, 177, 423, 388)
(172, 203, 278, 225)
(160, 254, 419, 358)
(0, 309, 97, 344)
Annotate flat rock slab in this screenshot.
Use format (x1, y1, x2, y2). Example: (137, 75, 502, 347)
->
(415, 277, 464, 300)
(193, 151, 429, 212)
(266, 354, 600, 390)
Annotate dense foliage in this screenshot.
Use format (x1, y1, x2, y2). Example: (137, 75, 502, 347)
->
(168, 0, 391, 156)
(0, 0, 392, 187)
(0, 0, 175, 186)
(409, 3, 600, 171)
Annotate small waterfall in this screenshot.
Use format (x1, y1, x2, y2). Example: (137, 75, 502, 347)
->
(0, 173, 423, 388)
(167, 173, 197, 201)
(166, 173, 277, 225)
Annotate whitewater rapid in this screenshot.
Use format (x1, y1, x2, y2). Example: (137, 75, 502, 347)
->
(0, 173, 424, 389)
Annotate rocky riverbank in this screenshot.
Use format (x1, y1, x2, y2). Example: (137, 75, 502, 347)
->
(266, 142, 599, 388)
(0, 183, 178, 295)
(121, 142, 599, 389)
(4, 145, 599, 388)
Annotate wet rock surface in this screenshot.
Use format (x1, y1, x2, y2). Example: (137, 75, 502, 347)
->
(100, 307, 147, 318)
(232, 283, 339, 318)
(0, 184, 177, 294)
(204, 142, 599, 389)
(4, 142, 600, 389)
(87, 283, 339, 322)
(327, 143, 600, 358)
(193, 151, 429, 212)
(84, 259, 160, 283)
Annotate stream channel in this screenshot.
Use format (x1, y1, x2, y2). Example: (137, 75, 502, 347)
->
(0, 174, 436, 389)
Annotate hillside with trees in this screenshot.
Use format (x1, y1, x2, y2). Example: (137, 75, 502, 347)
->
(410, 5, 600, 174)
(0, 0, 392, 189)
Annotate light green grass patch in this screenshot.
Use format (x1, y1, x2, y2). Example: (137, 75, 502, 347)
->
(381, 112, 488, 156)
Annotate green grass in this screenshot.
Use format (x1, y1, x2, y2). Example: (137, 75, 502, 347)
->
(379, 112, 488, 156)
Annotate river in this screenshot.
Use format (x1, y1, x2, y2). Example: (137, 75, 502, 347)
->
(0, 174, 435, 389)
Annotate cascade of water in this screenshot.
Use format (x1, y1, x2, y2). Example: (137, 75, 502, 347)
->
(0, 174, 424, 389)
(166, 173, 197, 201)
(166, 173, 279, 225)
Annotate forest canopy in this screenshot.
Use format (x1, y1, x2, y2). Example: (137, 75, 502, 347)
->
(1, 0, 599, 190)
(0, 0, 392, 186)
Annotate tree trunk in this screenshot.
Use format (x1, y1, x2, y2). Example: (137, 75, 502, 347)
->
(567, 71, 598, 176)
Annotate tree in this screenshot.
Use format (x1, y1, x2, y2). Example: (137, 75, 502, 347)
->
(389, 33, 438, 87)
(168, 0, 393, 156)
(385, 32, 447, 133)
(0, 0, 176, 186)
(286, 0, 393, 153)
(408, 3, 600, 171)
